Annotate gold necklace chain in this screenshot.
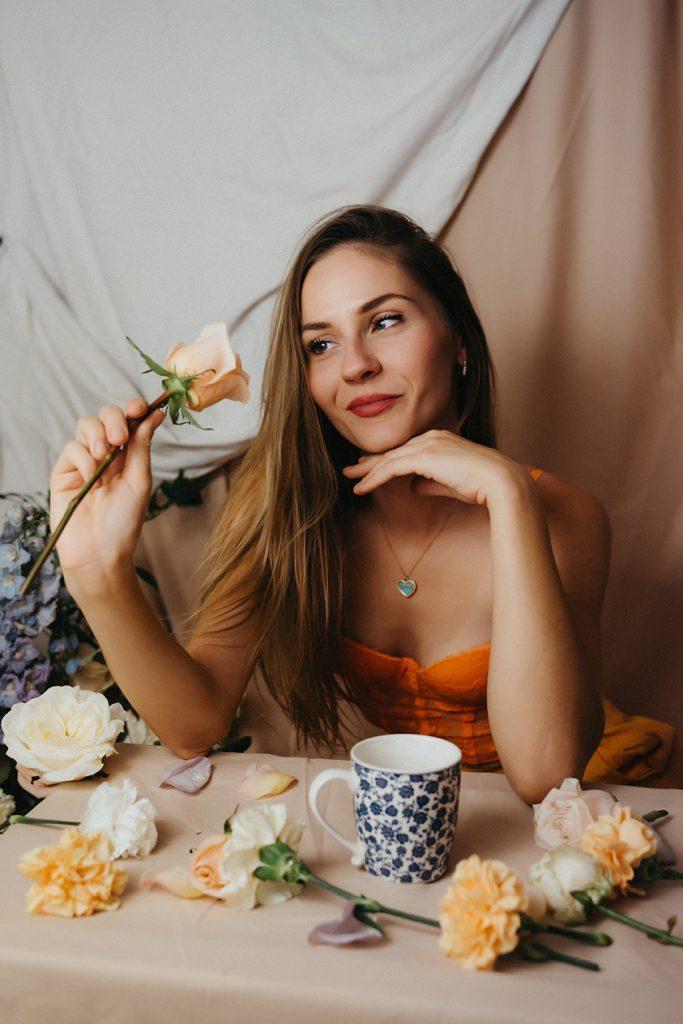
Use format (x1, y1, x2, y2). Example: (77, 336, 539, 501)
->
(369, 504, 455, 598)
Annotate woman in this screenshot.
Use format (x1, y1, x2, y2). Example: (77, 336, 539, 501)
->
(49, 205, 678, 803)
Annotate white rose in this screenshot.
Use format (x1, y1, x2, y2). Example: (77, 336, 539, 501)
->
(80, 778, 158, 858)
(0, 685, 125, 783)
(218, 803, 305, 909)
(121, 708, 160, 745)
(0, 788, 16, 823)
(528, 846, 614, 924)
(532, 777, 622, 850)
(70, 643, 113, 693)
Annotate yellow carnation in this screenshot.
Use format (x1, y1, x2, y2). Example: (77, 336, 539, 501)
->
(579, 807, 657, 896)
(18, 827, 128, 916)
(438, 854, 527, 971)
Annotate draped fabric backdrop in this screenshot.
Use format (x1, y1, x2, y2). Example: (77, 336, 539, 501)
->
(0, 0, 567, 487)
(440, 0, 683, 746)
(1, 1, 681, 757)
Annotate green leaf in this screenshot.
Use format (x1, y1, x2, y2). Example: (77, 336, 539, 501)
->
(125, 337, 169, 377)
(352, 906, 385, 936)
(180, 406, 213, 431)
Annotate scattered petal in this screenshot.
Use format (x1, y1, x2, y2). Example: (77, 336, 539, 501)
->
(308, 901, 384, 946)
(238, 762, 297, 801)
(140, 866, 205, 899)
(157, 756, 212, 793)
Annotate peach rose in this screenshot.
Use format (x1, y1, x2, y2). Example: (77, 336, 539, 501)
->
(165, 322, 250, 410)
(579, 806, 657, 895)
(532, 778, 622, 850)
(438, 854, 528, 971)
(189, 833, 226, 897)
(18, 827, 127, 916)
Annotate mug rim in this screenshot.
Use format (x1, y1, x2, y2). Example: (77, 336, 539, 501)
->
(350, 733, 462, 774)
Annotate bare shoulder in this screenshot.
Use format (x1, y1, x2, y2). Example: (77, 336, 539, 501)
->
(521, 463, 612, 602)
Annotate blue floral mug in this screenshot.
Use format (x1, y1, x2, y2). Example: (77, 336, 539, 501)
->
(308, 734, 462, 883)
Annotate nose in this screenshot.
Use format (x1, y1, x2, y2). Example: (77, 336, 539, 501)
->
(341, 334, 382, 384)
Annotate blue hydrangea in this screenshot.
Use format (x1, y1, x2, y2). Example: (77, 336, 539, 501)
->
(1, 570, 23, 600)
(0, 542, 30, 570)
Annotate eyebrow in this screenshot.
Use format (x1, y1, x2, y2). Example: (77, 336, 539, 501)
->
(300, 292, 416, 334)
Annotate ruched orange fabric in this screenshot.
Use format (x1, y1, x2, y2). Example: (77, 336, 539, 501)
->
(340, 468, 681, 788)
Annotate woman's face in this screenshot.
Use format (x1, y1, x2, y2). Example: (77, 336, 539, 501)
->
(300, 245, 463, 453)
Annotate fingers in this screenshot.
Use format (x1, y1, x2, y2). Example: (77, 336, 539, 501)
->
(352, 452, 429, 494)
(52, 440, 99, 488)
(121, 408, 165, 492)
(16, 764, 56, 798)
(75, 400, 149, 462)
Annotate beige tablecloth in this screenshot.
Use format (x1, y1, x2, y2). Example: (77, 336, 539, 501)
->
(1, 745, 682, 1024)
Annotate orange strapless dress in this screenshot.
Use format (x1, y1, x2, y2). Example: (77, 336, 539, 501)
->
(339, 469, 681, 789)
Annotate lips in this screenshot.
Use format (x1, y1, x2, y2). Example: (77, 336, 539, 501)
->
(347, 394, 401, 417)
(347, 393, 401, 411)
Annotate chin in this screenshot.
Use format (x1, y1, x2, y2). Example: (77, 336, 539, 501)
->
(349, 422, 417, 454)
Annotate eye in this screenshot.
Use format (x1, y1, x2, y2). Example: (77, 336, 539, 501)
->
(305, 312, 404, 356)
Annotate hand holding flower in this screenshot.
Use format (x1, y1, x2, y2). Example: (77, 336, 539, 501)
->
(23, 323, 250, 595)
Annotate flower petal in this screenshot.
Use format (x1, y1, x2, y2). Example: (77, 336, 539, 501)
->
(140, 866, 205, 899)
(308, 902, 384, 945)
(237, 763, 297, 801)
(157, 756, 212, 793)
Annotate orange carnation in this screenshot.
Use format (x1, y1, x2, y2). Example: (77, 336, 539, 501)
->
(18, 827, 128, 917)
(579, 807, 657, 896)
(438, 854, 527, 971)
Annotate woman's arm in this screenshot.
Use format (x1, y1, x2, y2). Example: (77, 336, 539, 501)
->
(68, 559, 253, 759)
(485, 470, 611, 805)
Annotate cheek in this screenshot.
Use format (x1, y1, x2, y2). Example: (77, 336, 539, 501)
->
(306, 361, 337, 415)
(405, 332, 456, 400)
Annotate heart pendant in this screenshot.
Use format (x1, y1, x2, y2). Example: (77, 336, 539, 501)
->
(397, 578, 417, 598)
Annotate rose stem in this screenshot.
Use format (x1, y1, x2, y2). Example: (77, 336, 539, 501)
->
(20, 390, 173, 595)
(305, 874, 439, 928)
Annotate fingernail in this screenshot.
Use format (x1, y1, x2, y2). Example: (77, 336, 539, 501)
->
(95, 441, 107, 457)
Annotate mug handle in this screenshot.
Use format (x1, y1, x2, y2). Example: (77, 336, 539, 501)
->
(308, 768, 366, 867)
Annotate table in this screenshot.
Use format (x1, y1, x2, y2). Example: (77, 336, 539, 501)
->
(1, 745, 681, 1024)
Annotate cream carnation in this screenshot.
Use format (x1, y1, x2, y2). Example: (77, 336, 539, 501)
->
(1, 686, 125, 783)
(80, 778, 158, 859)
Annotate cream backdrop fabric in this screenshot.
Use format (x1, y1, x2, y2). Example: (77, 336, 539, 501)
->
(0, 0, 567, 492)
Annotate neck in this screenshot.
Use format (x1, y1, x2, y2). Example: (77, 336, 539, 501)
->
(363, 475, 460, 541)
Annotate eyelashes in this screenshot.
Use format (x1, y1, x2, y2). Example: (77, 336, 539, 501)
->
(305, 313, 404, 357)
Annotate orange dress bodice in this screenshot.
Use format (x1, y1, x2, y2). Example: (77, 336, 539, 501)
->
(339, 468, 681, 788)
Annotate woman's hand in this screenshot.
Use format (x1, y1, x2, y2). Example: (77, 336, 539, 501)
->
(342, 429, 527, 506)
(49, 397, 165, 586)
(15, 764, 57, 798)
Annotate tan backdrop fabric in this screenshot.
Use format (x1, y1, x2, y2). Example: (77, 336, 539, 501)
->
(134, 0, 682, 760)
(439, 0, 683, 744)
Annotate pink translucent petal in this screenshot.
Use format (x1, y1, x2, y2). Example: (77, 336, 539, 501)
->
(308, 902, 384, 946)
(157, 756, 213, 793)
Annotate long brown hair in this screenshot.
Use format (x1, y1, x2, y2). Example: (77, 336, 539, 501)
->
(183, 205, 497, 753)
